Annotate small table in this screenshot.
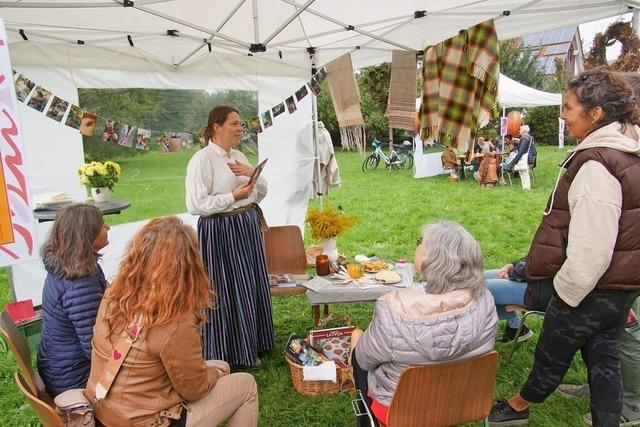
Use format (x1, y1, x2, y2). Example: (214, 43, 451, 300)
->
(305, 272, 415, 325)
(33, 199, 131, 222)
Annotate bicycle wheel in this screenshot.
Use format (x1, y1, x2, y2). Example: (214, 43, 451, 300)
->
(362, 154, 380, 171)
(397, 152, 413, 170)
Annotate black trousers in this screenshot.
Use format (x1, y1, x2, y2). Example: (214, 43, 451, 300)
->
(520, 289, 639, 427)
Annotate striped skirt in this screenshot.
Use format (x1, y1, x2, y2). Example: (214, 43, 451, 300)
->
(198, 206, 275, 366)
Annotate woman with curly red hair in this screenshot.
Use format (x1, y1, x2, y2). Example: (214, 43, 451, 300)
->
(85, 216, 258, 426)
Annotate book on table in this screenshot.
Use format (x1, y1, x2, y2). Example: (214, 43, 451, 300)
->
(268, 274, 310, 288)
(309, 326, 355, 364)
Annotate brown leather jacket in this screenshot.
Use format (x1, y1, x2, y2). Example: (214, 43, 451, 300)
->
(84, 298, 217, 426)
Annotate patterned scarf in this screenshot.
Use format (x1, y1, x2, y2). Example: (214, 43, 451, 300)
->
(420, 19, 500, 154)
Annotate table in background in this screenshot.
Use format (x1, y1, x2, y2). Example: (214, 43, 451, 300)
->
(33, 199, 131, 222)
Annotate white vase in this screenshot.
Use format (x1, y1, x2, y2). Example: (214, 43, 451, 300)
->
(321, 237, 339, 262)
(91, 187, 110, 203)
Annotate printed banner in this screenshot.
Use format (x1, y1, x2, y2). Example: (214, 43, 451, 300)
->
(500, 116, 508, 136)
(0, 19, 37, 266)
(558, 117, 565, 148)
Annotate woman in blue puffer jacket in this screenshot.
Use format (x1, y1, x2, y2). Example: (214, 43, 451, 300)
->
(37, 204, 109, 396)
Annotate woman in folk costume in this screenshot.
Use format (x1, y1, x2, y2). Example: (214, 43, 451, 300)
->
(185, 105, 274, 368)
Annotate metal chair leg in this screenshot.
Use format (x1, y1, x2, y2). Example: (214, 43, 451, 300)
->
(506, 310, 545, 362)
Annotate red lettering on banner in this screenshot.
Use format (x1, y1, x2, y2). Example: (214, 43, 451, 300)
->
(13, 223, 33, 254)
(1, 108, 28, 204)
(0, 244, 18, 259)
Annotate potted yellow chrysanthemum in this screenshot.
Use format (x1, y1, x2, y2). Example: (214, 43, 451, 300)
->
(78, 161, 121, 202)
(306, 205, 357, 262)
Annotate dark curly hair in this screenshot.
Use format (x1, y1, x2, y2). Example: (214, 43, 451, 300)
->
(568, 67, 640, 133)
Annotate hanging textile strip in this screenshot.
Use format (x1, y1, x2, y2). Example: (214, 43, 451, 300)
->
(385, 50, 418, 131)
(420, 19, 500, 152)
(326, 53, 366, 153)
(466, 19, 500, 129)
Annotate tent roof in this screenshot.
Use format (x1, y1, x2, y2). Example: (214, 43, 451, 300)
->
(2, 0, 638, 72)
(498, 74, 562, 107)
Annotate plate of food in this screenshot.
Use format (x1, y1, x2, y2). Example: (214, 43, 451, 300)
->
(374, 270, 402, 285)
(362, 260, 390, 273)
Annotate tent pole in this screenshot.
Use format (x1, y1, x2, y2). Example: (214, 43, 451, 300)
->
(309, 49, 323, 209)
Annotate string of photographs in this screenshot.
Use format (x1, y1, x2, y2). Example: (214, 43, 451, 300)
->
(12, 66, 327, 150)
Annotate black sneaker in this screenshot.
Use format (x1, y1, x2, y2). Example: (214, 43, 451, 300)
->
(489, 400, 529, 426)
(501, 324, 534, 343)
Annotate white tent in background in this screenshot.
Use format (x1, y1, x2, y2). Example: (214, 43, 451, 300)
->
(499, 74, 563, 108)
(413, 74, 562, 178)
(1, 0, 635, 301)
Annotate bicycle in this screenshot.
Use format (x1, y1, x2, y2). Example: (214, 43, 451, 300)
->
(362, 139, 413, 172)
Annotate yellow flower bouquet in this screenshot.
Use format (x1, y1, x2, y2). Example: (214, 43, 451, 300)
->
(306, 205, 357, 240)
(78, 161, 121, 191)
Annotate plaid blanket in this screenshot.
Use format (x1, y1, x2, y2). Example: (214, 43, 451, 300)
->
(420, 19, 500, 151)
(386, 50, 417, 131)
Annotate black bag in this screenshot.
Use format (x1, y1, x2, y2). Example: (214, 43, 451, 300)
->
(508, 259, 528, 282)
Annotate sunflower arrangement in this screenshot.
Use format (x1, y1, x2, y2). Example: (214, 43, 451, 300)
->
(305, 205, 357, 240)
(77, 161, 121, 191)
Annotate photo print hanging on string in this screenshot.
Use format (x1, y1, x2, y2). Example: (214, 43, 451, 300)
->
(286, 96, 297, 114)
(118, 124, 137, 147)
(249, 116, 262, 134)
(14, 75, 35, 102)
(295, 85, 308, 102)
(80, 112, 97, 136)
(65, 105, 82, 130)
(315, 67, 327, 83)
(261, 110, 273, 129)
(136, 128, 151, 150)
(272, 102, 285, 118)
(308, 77, 321, 95)
(102, 120, 120, 144)
(26, 85, 51, 112)
(45, 97, 69, 122)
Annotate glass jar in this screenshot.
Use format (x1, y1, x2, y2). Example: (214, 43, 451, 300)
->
(315, 254, 330, 276)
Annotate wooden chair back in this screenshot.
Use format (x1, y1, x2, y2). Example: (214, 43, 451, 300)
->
(263, 225, 307, 275)
(14, 372, 64, 427)
(385, 351, 499, 427)
(0, 310, 47, 398)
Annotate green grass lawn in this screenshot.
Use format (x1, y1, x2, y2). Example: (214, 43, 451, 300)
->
(0, 146, 591, 426)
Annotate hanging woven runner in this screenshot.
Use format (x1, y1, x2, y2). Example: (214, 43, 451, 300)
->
(326, 53, 366, 153)
(420, 19, 499, 155)
(385, 50, 417, 131)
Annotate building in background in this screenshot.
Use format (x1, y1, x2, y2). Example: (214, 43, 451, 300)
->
(519, 25, 585, 77)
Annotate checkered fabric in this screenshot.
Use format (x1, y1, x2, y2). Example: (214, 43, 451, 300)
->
(420, 19, 500, 151)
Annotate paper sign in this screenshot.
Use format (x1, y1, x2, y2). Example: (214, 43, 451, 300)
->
(558, 117, 565, 148)
(500, 117, 508, 136)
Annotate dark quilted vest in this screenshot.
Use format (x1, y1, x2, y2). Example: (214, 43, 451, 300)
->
(526, 147, 640, 291)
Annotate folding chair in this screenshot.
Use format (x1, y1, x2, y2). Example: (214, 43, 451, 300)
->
(504, 304, 545, 362)
(0, 310, 51, 404)
(14, 372, 64, 427)
(355, 351, 499, 427)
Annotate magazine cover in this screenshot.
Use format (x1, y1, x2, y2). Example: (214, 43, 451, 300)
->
(284, 334, 324, 367)
(310, 326, 354, 363)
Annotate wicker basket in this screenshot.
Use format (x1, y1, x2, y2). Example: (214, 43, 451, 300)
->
(286, 356, 353, 396)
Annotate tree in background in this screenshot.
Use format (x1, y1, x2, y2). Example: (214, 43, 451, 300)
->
(499, 39, 545, 90)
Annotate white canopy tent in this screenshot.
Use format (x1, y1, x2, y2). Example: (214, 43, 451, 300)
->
(1, 0, 636, 302)
(499, 74, 563, 108)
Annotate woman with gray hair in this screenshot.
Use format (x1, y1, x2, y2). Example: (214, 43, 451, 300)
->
(351, 220, 498, 426)
(504, 124, 533, 189)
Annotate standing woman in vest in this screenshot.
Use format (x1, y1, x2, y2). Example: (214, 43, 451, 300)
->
(489, 68, 640, 426)
(185, 105, 274, 367)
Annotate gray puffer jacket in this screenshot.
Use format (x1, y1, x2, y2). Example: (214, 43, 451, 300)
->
(355, 288, 497, 406)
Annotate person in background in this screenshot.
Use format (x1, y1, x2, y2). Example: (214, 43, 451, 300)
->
(504, 125, 533, 190)
(38, 205, 109, 397)
(555, 70, 640, 427)
(489, 68, 640, 427)
(85, 216, 258, 427)
(185, 105, 274, 367)
(351, 221, 497, 426)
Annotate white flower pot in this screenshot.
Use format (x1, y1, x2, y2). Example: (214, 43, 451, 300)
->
(91, 187, 110, 203)
(321, 237, 339, 262)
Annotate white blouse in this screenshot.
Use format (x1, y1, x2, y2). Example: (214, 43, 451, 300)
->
(185, 142, 268, 215)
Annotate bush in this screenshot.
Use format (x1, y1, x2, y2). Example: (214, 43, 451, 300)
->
(525, 106, 561, 146)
